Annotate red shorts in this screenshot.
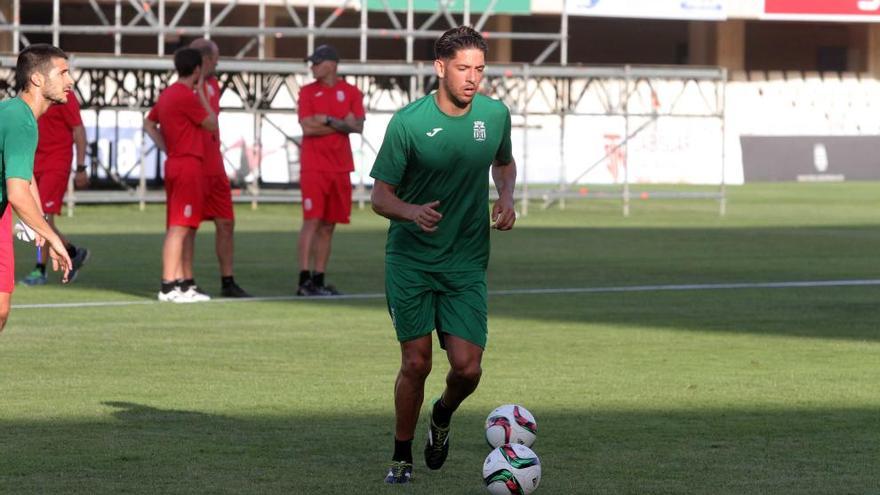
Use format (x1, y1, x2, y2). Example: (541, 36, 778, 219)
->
(35, 168, 70, 215)
(0, 206, 15, 293)
(165, 157, 204, 229)
(300, 171, 352, 224)
(202, 174, 234, 221)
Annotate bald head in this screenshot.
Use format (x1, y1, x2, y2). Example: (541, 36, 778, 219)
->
(189, 38, 219, 76)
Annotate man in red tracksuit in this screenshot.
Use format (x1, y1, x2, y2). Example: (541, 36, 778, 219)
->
(144, 47, 217, 303)
(20, 90, 90, 285)
(296, 44, 365, 296)
(189, 38, 250, 298)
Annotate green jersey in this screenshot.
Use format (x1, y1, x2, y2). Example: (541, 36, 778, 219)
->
(371, 93, 513, 271)
(0, 97, 37, 212)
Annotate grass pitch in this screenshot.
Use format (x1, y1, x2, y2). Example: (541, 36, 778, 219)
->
(1, 183, 878, 494)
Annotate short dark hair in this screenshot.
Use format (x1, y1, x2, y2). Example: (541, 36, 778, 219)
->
(434, 26, 488, 60)
(15, 44, 68, 92)
(173, 47, 202, 77)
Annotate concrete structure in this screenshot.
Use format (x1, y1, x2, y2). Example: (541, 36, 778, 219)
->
(4, 0, 880, 76)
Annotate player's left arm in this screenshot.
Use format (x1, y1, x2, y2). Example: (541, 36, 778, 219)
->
(72, 125, 89, 188)
(25, 179, 48, 247)
(27, 179, 46, 219)
(491, 158, 517, 231)
(27, 179, 48, 246)
(327, 114, 364, 134)
(9, 178, 71, 280)
(301, 115, 340, 136)
(329, 87, 365, 134)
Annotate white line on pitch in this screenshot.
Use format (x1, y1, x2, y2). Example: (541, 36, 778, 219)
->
(11, 279, 880, 310)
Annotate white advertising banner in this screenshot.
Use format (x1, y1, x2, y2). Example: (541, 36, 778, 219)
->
(551, 116, 726, 185)
(566, 0, 727, 20)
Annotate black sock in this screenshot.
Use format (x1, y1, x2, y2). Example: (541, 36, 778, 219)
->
(221, 276, 235, 288)
(299, 270, 311, 286)
(179, 278, 193, 291)
(432, 397, 455, 428)
(65, 243, 77, 259)
(161, 280, 177, 294)
(35, 263, 46, 275)
(312, 272, 325, 287)
(392, 437, 413, 464)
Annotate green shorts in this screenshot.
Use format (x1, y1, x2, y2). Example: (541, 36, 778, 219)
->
(384, 263, 488, 349)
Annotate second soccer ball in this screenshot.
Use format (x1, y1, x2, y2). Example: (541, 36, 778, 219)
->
(485, 404, 538, 448)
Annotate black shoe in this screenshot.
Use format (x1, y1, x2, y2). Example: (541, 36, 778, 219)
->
(311, 283, 341, 296)
(221, 282, 251, 298)
(384, 461, 413, 484)
(297, 279, 316, 296)
(67, 247, 90, 283)
(423, 400, 451, 470)
(297, 280, 341, 297)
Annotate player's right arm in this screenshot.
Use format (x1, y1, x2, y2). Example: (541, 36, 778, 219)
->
(371, 180, 442, 233)
(370, 114, 441, 231)
(143, 114, 167, 153)
(72, 125, 89, 189)
(7, 178, 71, 281)
(195, 75, 219, 132)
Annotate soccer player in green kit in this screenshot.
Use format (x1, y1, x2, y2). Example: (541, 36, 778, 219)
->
(370, 26, 517, 484)
(0, 44, 74, 331)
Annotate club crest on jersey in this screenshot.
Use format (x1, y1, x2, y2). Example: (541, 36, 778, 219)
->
(337, 90, 345, 102)
(473, 121, 486, 142)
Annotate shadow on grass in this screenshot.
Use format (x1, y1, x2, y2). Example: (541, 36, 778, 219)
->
(12, 225, 880, 341)
(0, 402, 876, 494)
(16, 225, 880, 294)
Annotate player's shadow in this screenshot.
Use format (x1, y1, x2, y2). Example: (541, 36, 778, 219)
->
(103, 401, 216, 423)
(1, 403, 877, 494)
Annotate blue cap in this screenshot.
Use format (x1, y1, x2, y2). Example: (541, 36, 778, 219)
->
(306, 45, 340, 63)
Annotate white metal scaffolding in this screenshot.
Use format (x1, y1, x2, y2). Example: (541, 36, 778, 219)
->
(0, 0, 726, 216)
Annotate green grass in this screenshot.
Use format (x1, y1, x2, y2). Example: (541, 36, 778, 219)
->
(1, 182, 879, 494)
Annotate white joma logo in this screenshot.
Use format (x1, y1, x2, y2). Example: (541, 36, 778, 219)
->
(426, 128, 443, 137)
(859, 0, 880, 11)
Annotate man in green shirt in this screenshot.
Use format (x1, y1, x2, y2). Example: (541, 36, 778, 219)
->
(0, 44, 74, 331)
(370, 26, 517, 484)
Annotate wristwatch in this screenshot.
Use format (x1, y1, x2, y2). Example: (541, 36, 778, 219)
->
(75, 164, 87, 172)
(325, 116, 333, 126)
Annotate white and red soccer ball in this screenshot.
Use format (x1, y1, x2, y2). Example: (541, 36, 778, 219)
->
(484, 404, 538, 448)
(482, 443, 542, 495)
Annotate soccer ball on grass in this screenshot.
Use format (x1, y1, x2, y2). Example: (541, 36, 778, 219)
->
(482, 443, 542, 495)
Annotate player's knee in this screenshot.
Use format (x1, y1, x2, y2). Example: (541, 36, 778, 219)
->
(216, 218, 234, 233)
(401, 354, 432, 381)
(0, 307, 9, 332)
(451, 361, 482, 384)
(318, 222, 335, 235)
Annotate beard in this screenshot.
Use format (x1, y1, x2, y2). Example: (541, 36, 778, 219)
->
(443, 81, 474, 109)
(45, 89, 68, 105)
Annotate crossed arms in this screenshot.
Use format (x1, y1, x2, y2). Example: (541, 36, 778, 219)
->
(300, 113, 364, 137)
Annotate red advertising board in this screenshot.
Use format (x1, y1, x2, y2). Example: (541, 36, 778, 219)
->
(765, 0, 880, 21)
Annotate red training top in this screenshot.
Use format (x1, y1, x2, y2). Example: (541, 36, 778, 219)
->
(35, 92, 83, 173)
(201, 76, 226, 177)
(147, 82, 208, 160)
(298, 78, 365, 173)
